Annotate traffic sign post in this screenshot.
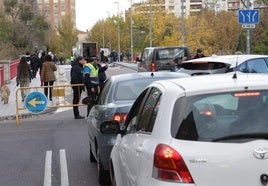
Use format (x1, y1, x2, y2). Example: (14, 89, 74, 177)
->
(238, 9, 259, 54)
(25, 92, 47, 114)
(238, 10, 259, 24)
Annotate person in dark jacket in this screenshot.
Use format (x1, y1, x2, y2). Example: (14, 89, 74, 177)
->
(30, 53, 40, 78)
(70, 56, 86, 119)
(193, 48, 206, 59)
(16, 56, 32, 101)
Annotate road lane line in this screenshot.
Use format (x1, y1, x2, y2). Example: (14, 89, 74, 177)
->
(44, 150, 52, 186)
(60, 149, 69, 186)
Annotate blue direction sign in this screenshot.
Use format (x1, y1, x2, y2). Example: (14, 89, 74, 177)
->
(238, 10, 259, 24)
(24, 92, 47, 114)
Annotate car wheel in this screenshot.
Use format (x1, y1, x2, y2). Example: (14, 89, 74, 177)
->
(89, 144, 96, 162)
(97, 149, 111, 185)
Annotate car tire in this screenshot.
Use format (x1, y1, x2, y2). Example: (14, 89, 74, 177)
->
(89, 144, 96, 162)
(97, 149, 111, 185)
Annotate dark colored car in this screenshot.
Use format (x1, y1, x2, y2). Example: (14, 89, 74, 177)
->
(137, 46, 191, 72)
(86, 71, 189, 185)
(178, 54, 268, 76)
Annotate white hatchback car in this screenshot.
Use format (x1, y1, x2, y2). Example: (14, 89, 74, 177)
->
(102, 72, 268, 186)
(179, 54, 268, 75)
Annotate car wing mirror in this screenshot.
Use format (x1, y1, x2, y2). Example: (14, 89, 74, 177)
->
(100, 120, 120, 134)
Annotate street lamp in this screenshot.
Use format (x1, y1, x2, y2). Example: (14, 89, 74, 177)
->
(114, 2, 120, 62)
(106, 11, 111, 52)
(130, 0, 133, 62)
(149, 0, 152, 47)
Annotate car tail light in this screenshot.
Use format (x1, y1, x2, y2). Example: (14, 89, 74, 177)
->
(151, 62, 156, 72)
(113, 113, 127, 123)
(153, 144, 194, 183)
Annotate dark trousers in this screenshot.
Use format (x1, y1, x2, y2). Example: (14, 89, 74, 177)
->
(72, 85, 83, 117)
(43, 81, 54, 100)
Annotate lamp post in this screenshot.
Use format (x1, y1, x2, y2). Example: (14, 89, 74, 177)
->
(106, 11, 111, 52)
(114, 2, 120, 62)
(130, 0, 133, 62)
(149, 0, 152, 47)
(102, 19, 104, 48)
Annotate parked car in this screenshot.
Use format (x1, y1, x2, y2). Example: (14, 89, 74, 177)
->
(138, 46, 191, 72)
(105, 72, 268, 186)
(178, 54, 268, 75)
(87, 71, 189, 185)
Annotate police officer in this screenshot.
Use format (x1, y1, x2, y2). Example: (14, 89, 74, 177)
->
(83, 56, 108, 116)
(70, 56, 86, 119)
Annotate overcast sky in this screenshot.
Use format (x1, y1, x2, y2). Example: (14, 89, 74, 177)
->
(76, 0, 143, 32)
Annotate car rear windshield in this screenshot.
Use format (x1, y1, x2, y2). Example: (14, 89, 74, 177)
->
(114, 77, 176, 101)
(172, 90, 268, 142)
(181, 62, 228, 70)
(156, 48, 186, 60)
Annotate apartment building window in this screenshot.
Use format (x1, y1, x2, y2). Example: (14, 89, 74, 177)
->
(37, 0, 42, 3)
(54, 11, 59, 16)
(54, 0, 59, 3)
(169, 6, 174, 10)
(61, 0, 65, 2)
(44, 0, 49, 3)
(54, 5, 58, 10)
(61, 5, 65, 10)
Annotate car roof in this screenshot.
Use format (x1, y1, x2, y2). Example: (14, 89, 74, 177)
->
(151, 73, 268, 95)
(184, 54, 268, 68)
(110, 72, 189, 82)
(143, 46, 188, 50)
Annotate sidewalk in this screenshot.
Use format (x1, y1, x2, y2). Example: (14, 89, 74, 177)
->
(0, 65, 72, 122)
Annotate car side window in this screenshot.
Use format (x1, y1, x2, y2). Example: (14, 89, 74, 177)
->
(238, 58, 268, 73)
(247, 59, 268, 73)
(97, 80, 111, 105)
(136, 88, 161, 133)
(125, 88, 150, 132)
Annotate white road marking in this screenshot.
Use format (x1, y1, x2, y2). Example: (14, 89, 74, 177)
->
(60, 149, 69, 186)
(44, 150, 52, 186)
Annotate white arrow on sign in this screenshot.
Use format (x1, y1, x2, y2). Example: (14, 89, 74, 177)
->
(28, 98, 45, 107)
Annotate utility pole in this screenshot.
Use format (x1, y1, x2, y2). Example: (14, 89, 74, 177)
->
(130, 0, 133, 62)
(149, 0, 152, 47)
(181, 0, 185, 46)
(246, 0, 251, 54)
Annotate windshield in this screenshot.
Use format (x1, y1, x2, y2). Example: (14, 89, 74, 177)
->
(172, 90, 268, 142)
(181, 62, 228, 70)
(157, 48, 185, 60)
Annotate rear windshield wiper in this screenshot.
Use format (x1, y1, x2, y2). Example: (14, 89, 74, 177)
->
(212, 133, 268, 142)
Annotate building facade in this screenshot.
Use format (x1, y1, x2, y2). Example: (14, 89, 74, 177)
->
(36, 0, 76, 29)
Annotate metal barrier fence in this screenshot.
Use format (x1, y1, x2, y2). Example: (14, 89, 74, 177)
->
(15, 84, 86, 125)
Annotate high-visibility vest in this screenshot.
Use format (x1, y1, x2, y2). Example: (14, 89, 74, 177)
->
(85, 63, 99, 85)
(70, 56, 75, 61)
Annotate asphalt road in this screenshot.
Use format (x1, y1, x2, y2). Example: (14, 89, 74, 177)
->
(0, 64, 137, 186)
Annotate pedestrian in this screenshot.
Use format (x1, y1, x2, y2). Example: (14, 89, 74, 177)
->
(16, 56, 32, 101)
(193, 48, 206, 59)
(70, 56, 86, 119)
(83, 56, 108, 116)
(30, 53, 40, 78)
(41, 54, 57, 101)
(38, 52, 45, 86)
(171, 58, 181, 72)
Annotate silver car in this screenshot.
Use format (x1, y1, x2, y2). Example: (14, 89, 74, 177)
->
(86, 71, 189, 185)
